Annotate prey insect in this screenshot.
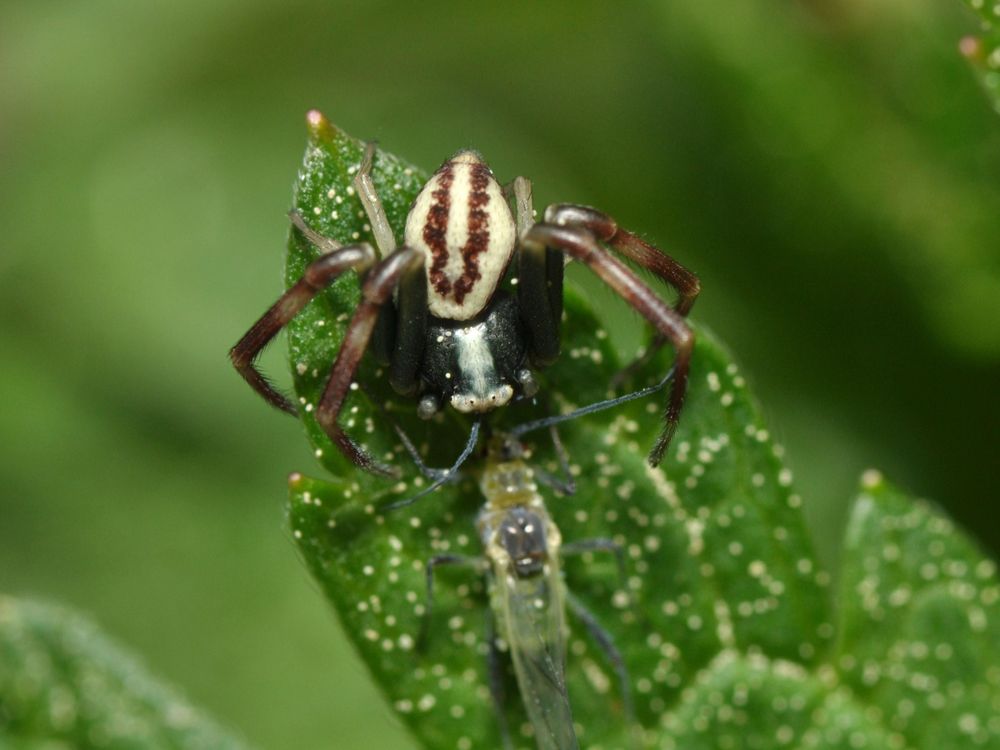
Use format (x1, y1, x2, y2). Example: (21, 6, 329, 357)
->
(422, 434, 634, 750)
(230, 113, 699, 477)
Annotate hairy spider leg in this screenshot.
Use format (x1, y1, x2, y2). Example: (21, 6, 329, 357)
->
(520, 224, 694, 467)
(507, 175, 535, 239)
(545, 204, 700, 387)
(229, 235, 376, 414)
(544, 204, 700, 316)
(313, 245, 424, 477)
(231, 205, 427, 476)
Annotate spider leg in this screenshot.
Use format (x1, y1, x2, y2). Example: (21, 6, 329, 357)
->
(314, 246, 424, 477)
(385, 254, 428, 397)
(351, 142, 402, 367)
(545, 204, 699, 388)
(382, 419, 482, 511)
(543, 204, 700, 314)
(229, 220, 376, 414)
(289, 209, 343, 253)
(515, 179, 564, 367)
(354, 142, 397, 257)
(507, 175, 535, 238)
(351, 142, 429, 390)
(521, 224, 693, 466)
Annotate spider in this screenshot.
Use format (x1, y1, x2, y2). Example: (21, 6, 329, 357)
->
(231, 131, 699, 477)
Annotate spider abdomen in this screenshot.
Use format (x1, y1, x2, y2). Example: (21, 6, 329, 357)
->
(404, 150, 516, 321)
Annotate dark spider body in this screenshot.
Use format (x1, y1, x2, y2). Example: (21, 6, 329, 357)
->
(418, 291, 532, 417)
(231, 116, 699, 476)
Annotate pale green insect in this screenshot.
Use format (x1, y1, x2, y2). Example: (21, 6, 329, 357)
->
(427, 434, 632, 750)
(478, 436, 576, 750)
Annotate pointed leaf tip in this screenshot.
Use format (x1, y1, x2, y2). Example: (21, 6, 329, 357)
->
(305, 109, 336, 142)
(859, 467, 884, 490)
(960, 35, 985, 63)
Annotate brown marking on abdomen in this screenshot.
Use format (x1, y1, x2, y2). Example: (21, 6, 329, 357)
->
(425, 163, 454, 298)
(453, 162, 492, 304)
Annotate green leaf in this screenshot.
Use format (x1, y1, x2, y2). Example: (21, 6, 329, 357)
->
(0, 596, 249, 749)
(285, 112, 434, 484)
(283, 119, 999, 749)
(660, 651, 895, 749)
(288, 324, 836, 750)
(959, 1, 1000, 114)
(834, 472, 1000, 749)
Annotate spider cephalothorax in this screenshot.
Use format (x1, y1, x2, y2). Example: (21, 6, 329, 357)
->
(231, 118, 699, 476)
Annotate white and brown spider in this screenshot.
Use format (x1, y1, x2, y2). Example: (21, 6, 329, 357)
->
(231, 121, 699, 477)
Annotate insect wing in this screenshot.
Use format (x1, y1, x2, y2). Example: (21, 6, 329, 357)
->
(496, 556, 578, 750)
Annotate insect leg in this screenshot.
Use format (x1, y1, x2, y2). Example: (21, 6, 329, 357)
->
(230, 215, 376, 414)
(561, 538, 627, 594)
(421, 555, 509, 746)
(564, 591, 638, 750)
(418, 553, 475, 651)
(532, 425, 577, 497)
(522, 224, 693, 466)
(314, 246, 423, 477)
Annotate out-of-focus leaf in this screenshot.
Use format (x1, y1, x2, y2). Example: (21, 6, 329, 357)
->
(0, 596, 249, 749)
(835, 471, 1000, 749)
(660, 651, 894, 749)
(959, 1, 1000, 113)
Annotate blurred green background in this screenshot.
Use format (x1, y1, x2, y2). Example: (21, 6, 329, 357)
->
(1, 1, 997, 748)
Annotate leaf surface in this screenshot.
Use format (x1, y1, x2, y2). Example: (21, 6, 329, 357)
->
(960, 0, 1000, 114)
(284, 117, 999, 749)
(0, 597, 249, 749)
